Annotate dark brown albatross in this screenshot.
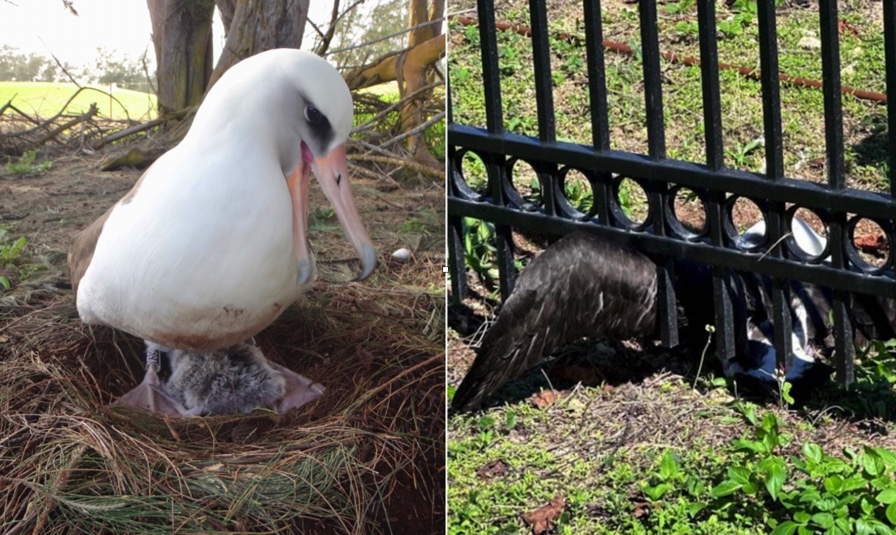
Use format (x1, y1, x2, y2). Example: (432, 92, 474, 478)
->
(452, 227, 896, 412)
(452, 232, 657, 412)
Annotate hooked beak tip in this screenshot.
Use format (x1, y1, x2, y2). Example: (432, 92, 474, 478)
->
(354, 244, 377, 281)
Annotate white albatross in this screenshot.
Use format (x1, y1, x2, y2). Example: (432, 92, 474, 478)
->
(68, 49, 376, 416)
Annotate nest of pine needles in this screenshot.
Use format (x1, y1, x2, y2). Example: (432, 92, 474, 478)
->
(0, 241, 445, 534)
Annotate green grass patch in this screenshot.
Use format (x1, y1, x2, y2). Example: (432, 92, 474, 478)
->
(448, 345, 896, 533)
(0, 81, 157, 121)
(5, 149, 52, 175)
(449, 0, 888, 192)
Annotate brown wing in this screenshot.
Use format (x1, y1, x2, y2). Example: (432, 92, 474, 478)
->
(452, 232, 659, 412)
(68, 170, 149, 300)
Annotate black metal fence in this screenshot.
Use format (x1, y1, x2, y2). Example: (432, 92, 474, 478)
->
(447, 0, 896, 384)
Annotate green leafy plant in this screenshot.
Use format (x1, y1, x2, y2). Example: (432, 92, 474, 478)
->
(6, 150, 53, 175)
(463, 217, 498, 283)
(563, 178, 593, 214)
(730, 137, 765, 169)
(665, 0, 695, 15)
(713, 406, 896, 534)
(0, 227, 27, 290)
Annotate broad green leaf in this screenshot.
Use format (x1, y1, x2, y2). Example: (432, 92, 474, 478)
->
(802, 443, 823, 465)
(711, 480, 743, 498)
(728, 466, 752, 485)
(763, 460, 787, 501)
(811, 512, 834, 529)
(863, 448, 884, 477)
(659, 451, 680, 481)
(840, 475, 869, 493)
(876, 488, 896, 505)
(825, 475, 844, 494)
(770, 521, 799, 535)
(887, 502, 896, 525)
(856, 518, 875, 535)
(643, 482, 670, 501)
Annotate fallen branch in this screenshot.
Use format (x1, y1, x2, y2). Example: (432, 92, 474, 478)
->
(36, 103, 97, 145)
(0, 96, 15, 117)
(349, 153, 443, 179)
(91, 111, 187, 150)
(0, 86, 133, 139)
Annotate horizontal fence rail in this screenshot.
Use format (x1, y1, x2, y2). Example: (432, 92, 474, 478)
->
(448, 0, 896, 385)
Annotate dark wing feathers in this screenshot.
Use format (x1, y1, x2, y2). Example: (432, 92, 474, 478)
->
(452, 232, 658, 411)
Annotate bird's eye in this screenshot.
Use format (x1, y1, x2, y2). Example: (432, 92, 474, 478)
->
(304, 105, 323, 125)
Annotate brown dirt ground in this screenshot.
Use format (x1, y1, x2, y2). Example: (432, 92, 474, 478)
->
(0, 150, 446, 534)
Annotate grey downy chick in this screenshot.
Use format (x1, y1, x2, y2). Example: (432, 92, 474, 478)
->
(114, 341, 325, 417)
(161, 341, 287, 416)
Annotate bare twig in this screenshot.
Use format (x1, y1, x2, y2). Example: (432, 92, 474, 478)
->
(379, 111, 445, 149)
(0, 86, 135, 138)
(325, 16, 446, 57)
(38, 37, 81, 88)
(313, 0, 341, 55)
(350, 81, 443, 135)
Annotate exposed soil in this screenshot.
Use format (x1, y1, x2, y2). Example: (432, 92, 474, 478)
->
(0, 149, 446, 534)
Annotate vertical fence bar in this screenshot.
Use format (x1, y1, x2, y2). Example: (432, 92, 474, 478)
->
(528, 0, 562, 244)
(639, 0, 677, 347)
(477, 0, 516, 299)
(756, 0, 792, 370)
(819, 0, 845, 190)
(639, 0, 666, 160)
(819, 0, 854, 383)
(448, 214, 467, 301)
(529, 0, 556, 143)
(478, 0, 504, 135)
(583, 0, 613, 225)
(885, 0, 896, 197)
(697, 0, 735, 362)
(756, 0, 784, 180)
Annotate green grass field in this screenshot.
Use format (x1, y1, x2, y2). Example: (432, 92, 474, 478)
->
(0, 81, 157, 121)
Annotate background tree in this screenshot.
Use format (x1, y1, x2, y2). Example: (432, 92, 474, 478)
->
(146, 0, 215, 116)
(341, 0, 445, 168)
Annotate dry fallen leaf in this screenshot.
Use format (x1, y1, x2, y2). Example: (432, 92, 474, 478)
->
(522, 494, 567, 535)
(476, 459, 508, 480)
(633, 500, 651, 518)
(531, 390, 557, 409)
(854, 233, 886, 252)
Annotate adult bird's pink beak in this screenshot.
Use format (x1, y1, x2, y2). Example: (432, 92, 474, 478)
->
(288, 142, 376, 282)
(286, 154, 314, 285)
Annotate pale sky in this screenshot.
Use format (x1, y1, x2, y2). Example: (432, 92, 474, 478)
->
(0, 0, 334, 68)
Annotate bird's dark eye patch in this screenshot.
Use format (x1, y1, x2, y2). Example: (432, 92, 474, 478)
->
(304, 105, 323, 125)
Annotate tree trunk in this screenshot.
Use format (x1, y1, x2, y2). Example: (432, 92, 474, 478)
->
(397, 34, 444, 168)
(146, 0, 309, 145)
(208, 0, 311, 89)
(146, 0, 215, 116)
(408, 0, 445, 48)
